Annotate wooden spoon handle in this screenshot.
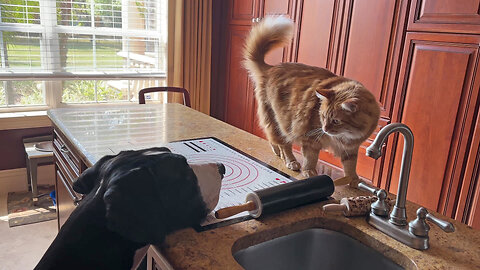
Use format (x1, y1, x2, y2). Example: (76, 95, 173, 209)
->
(322, 203, 347, 213)
(215, 201, 257, 219)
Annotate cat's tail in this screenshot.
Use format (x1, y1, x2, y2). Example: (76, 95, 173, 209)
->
(243, 16, 294, 81)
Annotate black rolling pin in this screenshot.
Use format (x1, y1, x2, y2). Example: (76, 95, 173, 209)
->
(215, 175, 334, 219)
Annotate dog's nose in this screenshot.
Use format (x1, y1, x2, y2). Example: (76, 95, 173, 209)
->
(217, 163, 225, 177)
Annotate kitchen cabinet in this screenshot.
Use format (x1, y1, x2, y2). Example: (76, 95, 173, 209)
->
(214, 0, 480, 228)
(387, 32, 480, 216)
(381, 1, 480, 224)
(221, 0, 406, 185)
(312, 0, 406, 186)
(223, 0, 299, 137)
(224, 24, 255, 131)
(295, 0, 335, 69)
(223, 0, 258, 132)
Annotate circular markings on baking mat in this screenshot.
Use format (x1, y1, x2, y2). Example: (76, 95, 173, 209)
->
(187, 154, 259, 190)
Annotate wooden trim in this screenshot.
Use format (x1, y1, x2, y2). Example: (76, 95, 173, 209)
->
(0, 114, 52, 131)
(467, 160, 480, 228)
(291, 0, 303, 63)
(336, 0, 353, 76)
(407, 0, 480, 35)
(328, 0, 343, 72)
(457, 98, 480, 223)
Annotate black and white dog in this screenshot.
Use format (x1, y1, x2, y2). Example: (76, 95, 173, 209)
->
(35, 147, 224, 270)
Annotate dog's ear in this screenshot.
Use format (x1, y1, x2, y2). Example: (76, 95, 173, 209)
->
(73, 155, 114, 194)
(103, 167, 167, 244)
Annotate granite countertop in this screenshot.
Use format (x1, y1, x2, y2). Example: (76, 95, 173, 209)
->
(48, 103, 480, 270)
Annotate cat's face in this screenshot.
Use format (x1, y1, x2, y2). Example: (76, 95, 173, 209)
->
(319, 106, 355, 137)
(317, 88, 370, 140)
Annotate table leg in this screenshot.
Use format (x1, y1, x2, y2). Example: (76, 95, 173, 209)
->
(30, 159, 39, 205)
(26, 156, 32, 192)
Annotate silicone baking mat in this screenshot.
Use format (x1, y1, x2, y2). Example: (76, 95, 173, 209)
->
(166, 137, 296, 230)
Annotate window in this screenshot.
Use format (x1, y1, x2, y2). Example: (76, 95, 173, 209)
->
(0, 0, 167, 110)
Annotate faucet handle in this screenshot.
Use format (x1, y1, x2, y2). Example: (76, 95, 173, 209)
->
(358, 181, 378, 194)
(426, 210, 455, 233)
(409, 207, 455, 237)
(358, 182, 390, 216)
(409, 207, 430, 237)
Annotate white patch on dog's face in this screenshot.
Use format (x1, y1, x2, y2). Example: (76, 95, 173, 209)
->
(190, 163, 223, 212)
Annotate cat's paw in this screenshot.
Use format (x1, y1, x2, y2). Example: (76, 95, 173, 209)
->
(348, 176, 362, 188)
(301, 169, 317, 178)
(270, 144, 281, 157)
(286, 161, 301, 171)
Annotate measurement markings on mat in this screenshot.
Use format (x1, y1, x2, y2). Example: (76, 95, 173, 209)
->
(183, 142, 200, 153)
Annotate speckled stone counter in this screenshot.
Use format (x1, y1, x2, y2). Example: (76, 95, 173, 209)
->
(48, 104, 480, 270)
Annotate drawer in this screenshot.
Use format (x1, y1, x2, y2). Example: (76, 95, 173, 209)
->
(55, 147, 79, 189)
(56, 168, 82, 206)
(53, 130, 84, 177)
(56, 169, 81, 229)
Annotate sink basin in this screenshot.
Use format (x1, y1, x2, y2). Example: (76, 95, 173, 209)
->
(233, 228, 403, 270)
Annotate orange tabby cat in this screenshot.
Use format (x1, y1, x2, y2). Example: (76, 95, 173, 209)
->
(243, 16, 380, 186)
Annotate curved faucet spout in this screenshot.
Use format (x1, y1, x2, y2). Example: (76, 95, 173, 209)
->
(366, 123, 414, 226)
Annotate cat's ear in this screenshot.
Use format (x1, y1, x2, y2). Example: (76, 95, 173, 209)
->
(341, 98, 359, 113)
(315, 89, 334, 100)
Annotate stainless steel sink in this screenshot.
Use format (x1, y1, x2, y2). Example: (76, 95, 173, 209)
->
(233, 228, 404, 270)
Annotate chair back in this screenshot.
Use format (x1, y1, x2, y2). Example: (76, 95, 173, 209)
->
(138, 87, 191, 107)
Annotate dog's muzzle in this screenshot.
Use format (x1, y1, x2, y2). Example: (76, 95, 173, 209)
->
(190, 163, 224, 212)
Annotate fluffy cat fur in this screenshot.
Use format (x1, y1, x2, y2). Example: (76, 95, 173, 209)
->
(243, 16, 380, 186)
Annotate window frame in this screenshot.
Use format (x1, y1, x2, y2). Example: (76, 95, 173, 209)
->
(0, 0, 167, 112)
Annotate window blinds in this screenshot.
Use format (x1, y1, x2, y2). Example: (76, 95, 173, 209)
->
(0, 0, 167, 80)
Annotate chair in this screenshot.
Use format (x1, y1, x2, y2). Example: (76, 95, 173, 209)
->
(138, 87, 191, 107)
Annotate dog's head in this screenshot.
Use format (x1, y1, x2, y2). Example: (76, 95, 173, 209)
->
(72, 147, 224, 244)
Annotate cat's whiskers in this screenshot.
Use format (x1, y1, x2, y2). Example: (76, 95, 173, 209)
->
(306, 128, 326, 142)
(315, 132, 325, 142)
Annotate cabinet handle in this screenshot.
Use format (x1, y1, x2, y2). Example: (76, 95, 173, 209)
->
(60, 145, 69, 153)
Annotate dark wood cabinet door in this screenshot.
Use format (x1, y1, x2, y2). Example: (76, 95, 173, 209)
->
(388, 33, 480, 215)
(313, 0, 404, 185)
(224, 25, 256, 132)
(295, 0, 336, 68)
(261, 0, 297, 65)
(229, 0, 261, 25)
(340, 0, 402, 118)
(249, 0, 298, 137)
(224, 0, 299, 134)
(408, 0, 480, 34)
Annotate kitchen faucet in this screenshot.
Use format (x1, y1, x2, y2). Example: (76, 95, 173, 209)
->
(358, 123, 454, 250)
